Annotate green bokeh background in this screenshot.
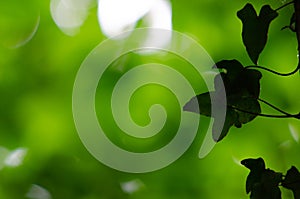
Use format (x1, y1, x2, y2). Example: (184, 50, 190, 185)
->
(0, 0, 300, 198)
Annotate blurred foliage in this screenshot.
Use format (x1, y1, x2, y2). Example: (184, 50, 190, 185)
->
(0, 0, 300, 199)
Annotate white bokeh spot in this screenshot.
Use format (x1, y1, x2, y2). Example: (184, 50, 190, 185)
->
(98, 0, 172, 48)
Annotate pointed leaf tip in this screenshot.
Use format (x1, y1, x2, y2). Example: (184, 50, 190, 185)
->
(237, 4, 278, 64)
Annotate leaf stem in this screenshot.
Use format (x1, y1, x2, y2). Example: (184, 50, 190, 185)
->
(275, 1, 294, 11)
(245, 65, 300, 76)
(258, 98, 295, 116)
(228, 105, 300, 119)
(245, 0, 300, 76)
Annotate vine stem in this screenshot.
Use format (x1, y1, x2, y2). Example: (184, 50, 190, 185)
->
(229, 105, 300, 119)
(228, 97, 300, 119)
(258, 98, 300, 119)
(245, 65, 300, 76)
(258, 98, 292, 116)
(275, 0, 294, 11)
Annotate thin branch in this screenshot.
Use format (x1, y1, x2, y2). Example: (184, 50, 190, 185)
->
(258, 98, 295, 116)
(228, 105, 300, 119)
(245, 65, 300, 76)
(275, 1, 294, 11)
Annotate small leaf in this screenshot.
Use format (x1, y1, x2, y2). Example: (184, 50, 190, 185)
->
(237, 4, 278, 64)
(282, 166, 300, 199)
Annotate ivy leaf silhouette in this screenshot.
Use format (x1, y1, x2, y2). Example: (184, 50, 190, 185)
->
(213, 60, 262, 98)
(282, 166, 300, 199)
(241, 158, 283, 199)
(184, 60, 262, 141)
(183, 92, 211, 116)
(183, 91, 238, 141)
(241, 158, 266, 194)
(250, 170, 282, 199)
(237, 4, 278, 65)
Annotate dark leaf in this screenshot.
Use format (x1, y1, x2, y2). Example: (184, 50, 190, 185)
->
(282, 166, 300, 199)
(212, 109, 238, 141)
(228, 95, 261, 124)
(250, 182, 281, 199)
(241, 158, 282, 199)
(183, 92, 211, 116)
(241, 158, 266, 193)
(237, 4, 278, 64)
(213, 60, 244, 93)
(212, 95, 261, 141)
(184, 60, 262, 142)
(262, 169, 282, 187)
(214, 60, 262, 98)
(241, 69, 262, 98)
(251, 169, 282, 199)
(241, 157, 266, 171)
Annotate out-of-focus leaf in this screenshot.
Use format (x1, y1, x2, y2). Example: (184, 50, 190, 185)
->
(241, 158, 282, 199)
(237, 4, 278, 64)
(184, 60, 262, 142)
(282, 166, 300, 199)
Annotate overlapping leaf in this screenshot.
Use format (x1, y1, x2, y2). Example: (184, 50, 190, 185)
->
(241, 158, 283, 199)
(184, 60, 262, 141)
(241, 158, 266, 194)
(237, 4, 278, 64)
(282, 166, 300, 199)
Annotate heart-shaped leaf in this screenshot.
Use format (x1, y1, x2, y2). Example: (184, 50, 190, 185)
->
(184, 60, 262, 141)
(237, 4, 278, 64)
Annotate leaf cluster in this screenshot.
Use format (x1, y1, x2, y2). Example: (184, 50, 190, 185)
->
(242, 158, 300, 199)
(184, 2, 300, 141)
(184, 60, 262, 141)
